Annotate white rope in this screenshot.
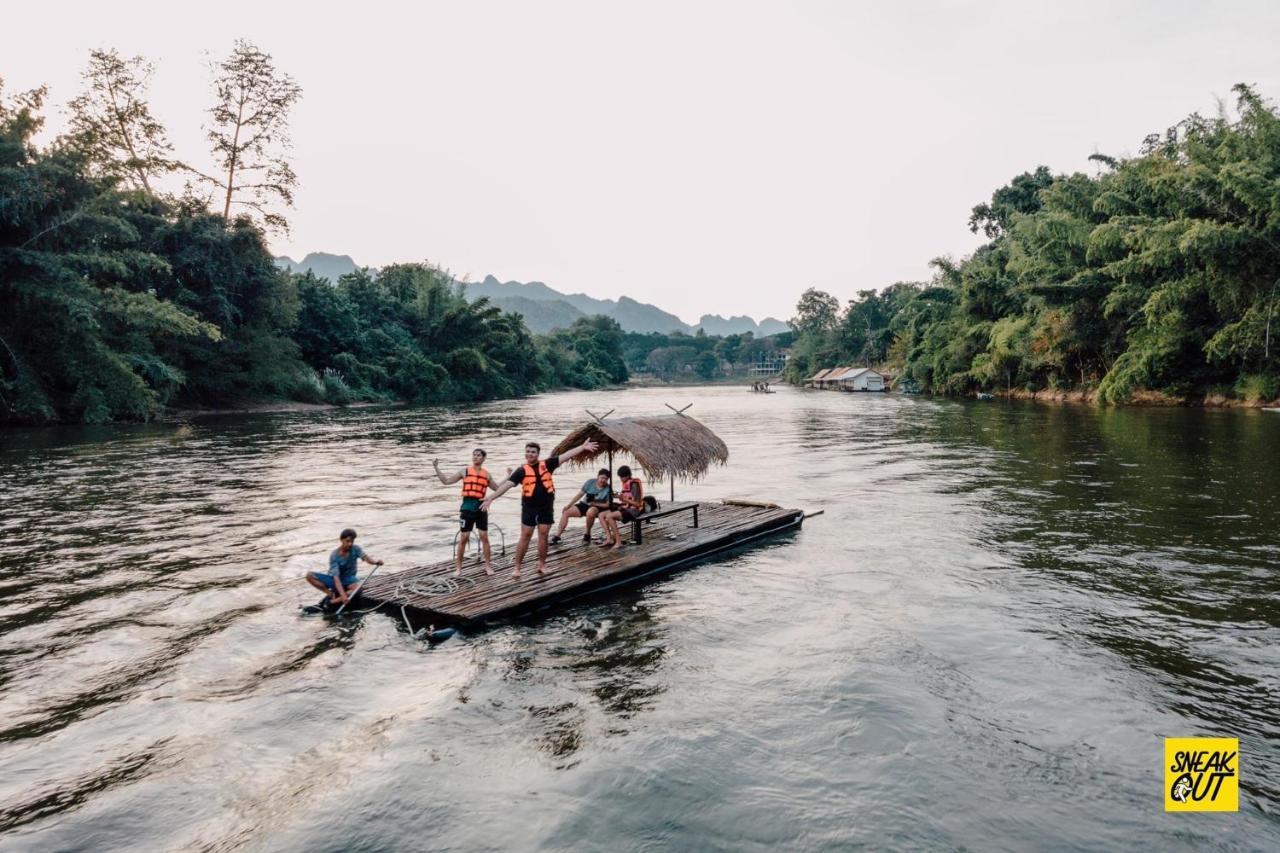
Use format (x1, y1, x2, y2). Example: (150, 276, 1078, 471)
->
(390, 572, 476, 600)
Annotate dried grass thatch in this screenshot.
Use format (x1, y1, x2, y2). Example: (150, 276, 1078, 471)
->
(550, 414, 729, 482)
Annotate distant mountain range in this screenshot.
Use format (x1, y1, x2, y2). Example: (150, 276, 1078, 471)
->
(466, 275, 790, 336)
(274, 254, 789, 337)
(275, 252, 360, 283)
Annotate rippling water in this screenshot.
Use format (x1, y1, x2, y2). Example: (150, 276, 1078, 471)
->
(1, 387, 1277, 851)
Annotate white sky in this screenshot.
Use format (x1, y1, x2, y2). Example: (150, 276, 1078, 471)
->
(5, 1, 1279, 323)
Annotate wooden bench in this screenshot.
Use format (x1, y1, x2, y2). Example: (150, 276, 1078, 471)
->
(629, 501, 699, 544)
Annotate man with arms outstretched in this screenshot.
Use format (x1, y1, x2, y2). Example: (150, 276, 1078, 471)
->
(433, 449, 500, 576)
(481, 438, 598, 577)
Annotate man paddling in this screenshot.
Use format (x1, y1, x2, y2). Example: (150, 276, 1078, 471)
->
(305, 528, 383, 608)
(480, 438, 598, 577)
(433, 449, 501, 576)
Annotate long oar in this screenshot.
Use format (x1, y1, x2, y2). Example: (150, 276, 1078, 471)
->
(335, 563, 383, 617)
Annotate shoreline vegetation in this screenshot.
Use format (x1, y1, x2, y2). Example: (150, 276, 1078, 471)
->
(159, 374, 769, 419)
(1, 46, 780, 427)
(988, 387, 1277, 408)
(784, 85, 1280, 409)
(155, 378, 1278, 422)
(4, 47, 1278, 425)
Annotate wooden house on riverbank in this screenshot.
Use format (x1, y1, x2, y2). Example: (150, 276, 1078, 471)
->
(806, 367, 842, 388)
(805, 366, 888, 392)
(830, 367, 887, 392)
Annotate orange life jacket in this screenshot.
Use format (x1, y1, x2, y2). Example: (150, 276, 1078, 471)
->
(461, 466, 489, 500)
(621, 476, 643, 507)
(520, 461, 555, 498)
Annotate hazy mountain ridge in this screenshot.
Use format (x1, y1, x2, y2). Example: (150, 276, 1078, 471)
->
(465, 276, 690, 334)
(275, 255, 789, 336)
(697, 313, 790, 337)
(468, 275, 789, 336)
(485, 295, 586, 334)
(275, 252, 360, 282)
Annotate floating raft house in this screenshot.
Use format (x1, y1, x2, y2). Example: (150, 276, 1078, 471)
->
(358, 413, 806, 627)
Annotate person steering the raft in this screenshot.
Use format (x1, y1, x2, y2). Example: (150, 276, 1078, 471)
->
(480, 438, 598, 577)
(550, 468, 614, 545)
(433, 449, 501, 576)
(305, 528, 383, 608)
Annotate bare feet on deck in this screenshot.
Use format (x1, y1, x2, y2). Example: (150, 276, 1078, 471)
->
(512, 567, 521, 579)
(484, 564, 494, 576)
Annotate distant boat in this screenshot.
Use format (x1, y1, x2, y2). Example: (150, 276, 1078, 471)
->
(975, 392, 995, 401)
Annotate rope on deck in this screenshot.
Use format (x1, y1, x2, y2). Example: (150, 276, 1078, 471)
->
(391, 573, 476, 600)
(377, 570, 480, 636)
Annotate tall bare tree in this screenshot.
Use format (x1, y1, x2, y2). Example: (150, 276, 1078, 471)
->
(67, 49, 174, 194)
(200, 40, 301, 231)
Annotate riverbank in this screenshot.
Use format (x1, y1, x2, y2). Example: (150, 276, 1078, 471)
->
(162, 399, 390, 419)
(627, 375, 780, 388)
(992, 387, 1280, 408)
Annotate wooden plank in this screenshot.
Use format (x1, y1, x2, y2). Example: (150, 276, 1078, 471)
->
(358, 501, 802, 625)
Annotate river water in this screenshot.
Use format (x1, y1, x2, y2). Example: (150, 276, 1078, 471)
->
(0, 386, 1276, 851)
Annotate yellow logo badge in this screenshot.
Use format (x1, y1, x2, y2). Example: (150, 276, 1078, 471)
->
(1165, 737, 1238, 812)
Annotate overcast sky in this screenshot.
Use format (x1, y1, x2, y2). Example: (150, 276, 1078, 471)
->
(6, 1, 1279, 323)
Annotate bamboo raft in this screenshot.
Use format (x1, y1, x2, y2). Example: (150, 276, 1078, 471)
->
(358, 500, 803, 627)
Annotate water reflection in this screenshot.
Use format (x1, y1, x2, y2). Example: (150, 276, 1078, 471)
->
(905, 401, 1280, 807)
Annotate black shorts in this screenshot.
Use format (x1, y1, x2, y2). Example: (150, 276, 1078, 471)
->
(620, 507, 643, 523)
(459, 508, 488, 532)
(521, 500, 554, 527)
(574, 501, 591, 516)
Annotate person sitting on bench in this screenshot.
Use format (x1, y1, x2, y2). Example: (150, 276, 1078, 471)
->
(551, 468, 613, 544)
(602, 466, 646, 548)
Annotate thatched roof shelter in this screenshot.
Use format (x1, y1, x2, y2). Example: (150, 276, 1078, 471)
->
(550, 414, 729, 482)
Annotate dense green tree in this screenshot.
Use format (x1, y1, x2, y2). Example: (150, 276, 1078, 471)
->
(0, 81, 219, 422)
(790, 288, 840, 337)
(544, 316, 629, 388)
(787, 85, 1280, 404)
(2, 63, 632, 425)
(968, 166, 1054, 239)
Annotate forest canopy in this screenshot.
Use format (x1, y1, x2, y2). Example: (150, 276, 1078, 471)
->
(0, 51, 632, 424)
(787, 85, 1280, 404)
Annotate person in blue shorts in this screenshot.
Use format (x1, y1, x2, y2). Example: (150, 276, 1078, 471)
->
(550, 468, 614, 545)
(305, 528, 383, 607)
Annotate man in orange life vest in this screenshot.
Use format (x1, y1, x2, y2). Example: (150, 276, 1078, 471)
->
(433, 449, 501, 576)
(480, 438, 599, 577)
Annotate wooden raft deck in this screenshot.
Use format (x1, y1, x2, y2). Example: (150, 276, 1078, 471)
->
(358, 501, 803, 626)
